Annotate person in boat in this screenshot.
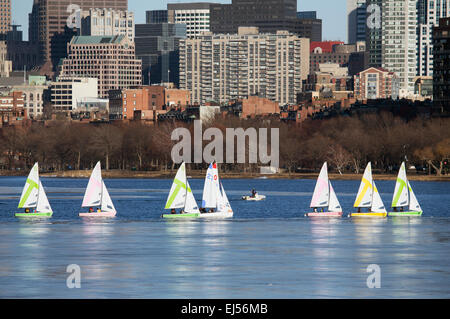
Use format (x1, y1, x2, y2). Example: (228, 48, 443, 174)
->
(400, 207, 404, 212)
(251, 189, 256, 198)
(209, 208, 215, 213)
(25, 208, 30, 213)
(89, 207, 94, 213)
(393, 207, 398, 212)
(313, 208, 317, 212)
(357, 207, 361, 213)
(97, 208, 101, 213)
(200, 207, 207, 214)
(171, 209, 176, 214)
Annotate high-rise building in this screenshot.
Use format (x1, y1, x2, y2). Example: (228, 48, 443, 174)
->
(417, 0, 450, 77)
(381, 0, 418, 96)
(81, 9, 135, 43)
(59, 35, 141, 99)
(167, 3, 214, 38)
(0, 0, 11, 35)
(28, 0, 128, 76)
(135, 23, 186, 86)
(347, 0, 367, 44)
(179, 27, 310, 105)
(209, 0, 321, 40)
(366, 0, 382, 67)
(146, 10, 169, 24)
(433, 17, 450, 110)
(297, 11, 317, 20)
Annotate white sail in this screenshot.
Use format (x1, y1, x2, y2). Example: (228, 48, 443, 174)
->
(354, 162, 373, 208)
(328, 182, 342, 212)
(310, 162, 329, 208)
(202, 162, 219, 208)
(371, 181, 387, 213)
(392, 162, 409, 207)
(221, 183, 233, 212)
(82, 162, 103, 207)
(184, 180, 200, 214)
(36, 181, 52, 213)
(18, 163, 40, 209)
(408, 181, 422, 212)
(101, 181, 116, 213)
(165, 162, 188, 209)
(216, 183, 227, 212)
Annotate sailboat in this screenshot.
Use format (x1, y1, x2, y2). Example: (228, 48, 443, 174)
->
(199, 162, 233, 218)
(162, 162, 201, 219)
(305, 162, 343, 217)
(388, 162, 422, 216)
(15, 163, 53, 217)
(349, 162, 387, 217)
(79, 162, 117, 217)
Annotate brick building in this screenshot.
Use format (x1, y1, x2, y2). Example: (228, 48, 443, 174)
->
(354, 67, 399, 100)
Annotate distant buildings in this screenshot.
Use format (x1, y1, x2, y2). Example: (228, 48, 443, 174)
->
(50, 77, 98, 113)
(28, 0, 128, 76)
(433, 17, 450, 110)
(0, 0, 11, 35)
(12, 76, 49, 119)
(0, 41, 11, 77)
(59, 35, 142, 99)
(167, 3, 213, 38)
(81, 9, 135, 43)
(135, 23, 186, 86)
(366, 0, 382, 68)
(0, 91, 26, 127)
(121, 85, 190, 121)
(310, 41, 366, 75)
(146, 10, 168, 24)
(347, 0, 367, 44)
(354, 67, 399, 100)
(179, 27, 310, 106)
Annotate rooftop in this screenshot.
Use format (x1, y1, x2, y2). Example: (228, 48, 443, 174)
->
(70, 35, 126, 45)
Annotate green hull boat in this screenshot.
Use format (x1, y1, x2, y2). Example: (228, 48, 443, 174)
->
(162, 212, 200, 219)
(388, 211, 422, 217)
(15, 212, 53, 218)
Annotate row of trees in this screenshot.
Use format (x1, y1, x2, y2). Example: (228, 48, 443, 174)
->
(0, 112, 449, 175)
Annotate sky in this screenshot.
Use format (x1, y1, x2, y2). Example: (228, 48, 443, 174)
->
(12, 0, 347, 42)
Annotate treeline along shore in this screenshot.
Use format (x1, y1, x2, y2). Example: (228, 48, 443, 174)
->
(0, 112, 449, 179)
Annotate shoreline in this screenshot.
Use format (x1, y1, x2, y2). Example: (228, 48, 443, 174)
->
(1, 170, 449, 181)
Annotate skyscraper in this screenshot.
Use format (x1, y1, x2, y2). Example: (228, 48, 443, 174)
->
(347, 0, 367, 44)
(0, 0, 11, 35)
(28, 0, 128, 77)
(366, 0, 382, 67)
(167, 3, 214, 38)
(381, 0, 418, 96)
(417, 0, 450, 77)
(433, 17, 450, 110)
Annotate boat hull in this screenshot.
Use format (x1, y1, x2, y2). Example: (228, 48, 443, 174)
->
(242, 195, 266, 201)
(388, 211, 422, 217)
(162, 212, 200, 219)
(349, 212, 387, 218)
(79, 211, 117, 217)
(305, 212, 343, 217)
(199, 211, 233, 218)
(15, 212, 53, 218)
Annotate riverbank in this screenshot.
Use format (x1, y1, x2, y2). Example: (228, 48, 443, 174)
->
(1, 169, 449, 181)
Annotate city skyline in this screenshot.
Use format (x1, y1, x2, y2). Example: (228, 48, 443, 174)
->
(11, 0, 348, 42)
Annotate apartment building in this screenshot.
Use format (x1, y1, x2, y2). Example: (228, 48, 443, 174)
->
(417, 0, 450, 77)
(179, 27, 310, 106)
(354, 67, 399, 100)
(433, 17, 450, 110)
(59, 35, 142, 99)
(381, 0, 418, 96)
(81, 8, 135, 43)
